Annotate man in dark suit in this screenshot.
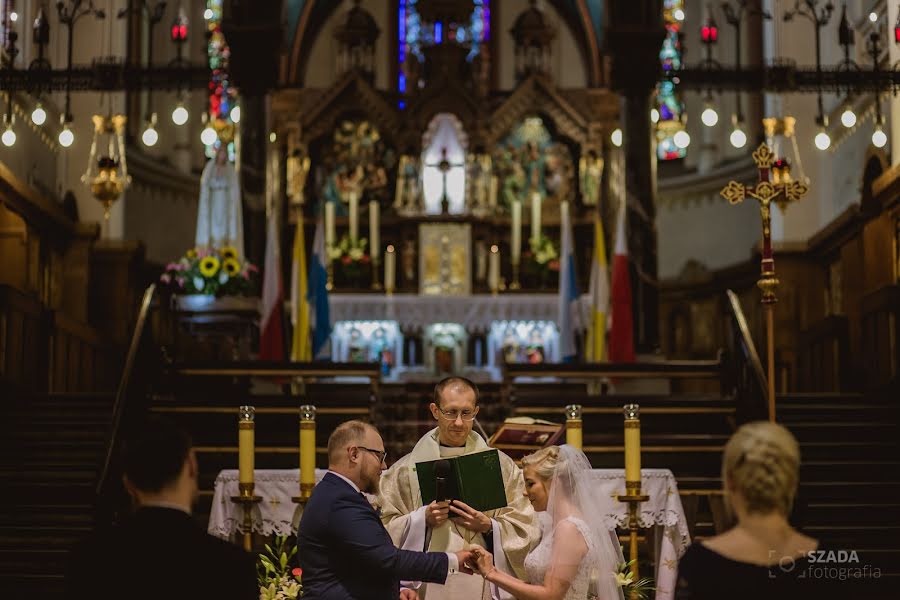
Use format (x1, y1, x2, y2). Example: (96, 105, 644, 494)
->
(67, 417, 257, 600)
(299, 420, 475, 600)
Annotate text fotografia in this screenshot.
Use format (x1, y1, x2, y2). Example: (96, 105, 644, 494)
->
(769, 549, 882, 580)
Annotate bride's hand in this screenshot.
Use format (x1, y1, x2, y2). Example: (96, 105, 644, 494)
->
(470, 546, 495, 576)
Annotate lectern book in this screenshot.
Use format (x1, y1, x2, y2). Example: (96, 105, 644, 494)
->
(415, 449, 507, 512)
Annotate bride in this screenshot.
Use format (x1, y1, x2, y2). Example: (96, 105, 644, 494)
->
(470, 445, 624, 600)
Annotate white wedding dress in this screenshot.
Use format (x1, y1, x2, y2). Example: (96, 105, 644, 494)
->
(524, 515, 599, 600)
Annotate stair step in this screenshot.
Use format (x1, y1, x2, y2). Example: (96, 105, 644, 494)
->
(804, 502, 900, 526)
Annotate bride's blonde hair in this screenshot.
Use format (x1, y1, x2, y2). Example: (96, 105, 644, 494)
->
(521, 446, 561, 483)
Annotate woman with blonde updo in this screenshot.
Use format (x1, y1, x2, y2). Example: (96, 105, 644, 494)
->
(678, 421, 821, 599)
(470, 445, 624, 600)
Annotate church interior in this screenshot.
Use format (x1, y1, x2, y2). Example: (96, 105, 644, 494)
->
(0, 0, 898, 597)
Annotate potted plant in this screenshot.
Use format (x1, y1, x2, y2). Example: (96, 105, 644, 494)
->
(159, 245, 260, 312)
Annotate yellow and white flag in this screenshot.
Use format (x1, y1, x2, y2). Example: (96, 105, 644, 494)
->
(290, 218, 311, 361)
(587, 211, 609, 362)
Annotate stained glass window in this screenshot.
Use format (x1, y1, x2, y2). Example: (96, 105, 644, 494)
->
(205, 0, 236, 158)
(398, 0, 490, 96)
(656, 0, 686, 161)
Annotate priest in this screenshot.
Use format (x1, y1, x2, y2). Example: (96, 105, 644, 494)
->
(378, 377, 539, 600)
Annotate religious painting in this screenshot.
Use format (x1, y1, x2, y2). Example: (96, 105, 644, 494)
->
(419, 223, 471, 295)
(330, 321, 402, 374)
(491, 116, 574, 212)
(318, 119, 396, 212)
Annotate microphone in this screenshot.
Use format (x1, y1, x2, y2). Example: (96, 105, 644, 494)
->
(434, 459, 451, 502)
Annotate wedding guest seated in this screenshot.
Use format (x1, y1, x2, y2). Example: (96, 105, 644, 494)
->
(678, 421, 824, 600)
(66, 417, 257, 600)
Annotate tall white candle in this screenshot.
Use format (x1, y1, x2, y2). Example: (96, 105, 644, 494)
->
(489, 244, 500, 293)
(385, 245, 396, 292)
(325, 201, 336, 250)
(511, 200, 522, 265)
(369, 200, 380, 260)
(531, 191, 542, 242)
(348, 191, 359, 243)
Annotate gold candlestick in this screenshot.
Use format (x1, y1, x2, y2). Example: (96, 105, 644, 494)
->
(230, 485, 262, 552)
(293, 404, 317, 506)
(617, 404, 648, 599)
(565, 404, 582, 449)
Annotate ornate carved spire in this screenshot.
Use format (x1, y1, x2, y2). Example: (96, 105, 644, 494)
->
(510, 0, 556, 81)
(333, 0, 380, 82)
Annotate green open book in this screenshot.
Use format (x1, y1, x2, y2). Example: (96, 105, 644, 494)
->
(415, 449, 508, 513)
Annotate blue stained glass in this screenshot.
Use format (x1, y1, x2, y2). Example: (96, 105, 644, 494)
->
(656, 0, 686, 160)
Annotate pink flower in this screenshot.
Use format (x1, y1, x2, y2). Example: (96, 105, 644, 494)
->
(341, 255, 352, 265)
(160, 273, 171, 284)
(292, 567, 302, 578)
(165, 262, 179, 272)
(176, 277, 185, 288)
(247, 263, 259, 273)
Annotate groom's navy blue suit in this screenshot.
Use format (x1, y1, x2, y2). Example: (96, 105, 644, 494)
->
(298, 472, 449, 600)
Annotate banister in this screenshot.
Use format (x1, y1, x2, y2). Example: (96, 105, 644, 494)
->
(724, 289, 768, 422)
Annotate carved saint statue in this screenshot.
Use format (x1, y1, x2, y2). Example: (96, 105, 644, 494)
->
(579, 149, 603, 206)
(195, 146, 244, 257)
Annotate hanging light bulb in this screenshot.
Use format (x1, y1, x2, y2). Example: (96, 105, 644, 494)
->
(610, 128, 623, 147)
(730, 118, 747, 148)
(172, 102, 189, 126)
(230, 105, 241, 123)
(2, 122, 16, 147)
(701, 103, 719, 127)
(31, 103, 47, 126)
(840, 106, 857, 128)
(650, 108, 660, 124)
(673, 130, 691, 149)
(201, 122, 217, 146)
(814, 129, 831, 151)
(141, 114, 159, 147)
(58, 116, 75, 148)
(872, 124, 887, 148)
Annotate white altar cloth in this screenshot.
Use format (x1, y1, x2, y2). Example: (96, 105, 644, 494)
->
(209, 467, 688, 599)
(329, 293, 561, 333)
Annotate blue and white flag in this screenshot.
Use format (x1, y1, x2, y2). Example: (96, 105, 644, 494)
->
(309, 218, 332, 358)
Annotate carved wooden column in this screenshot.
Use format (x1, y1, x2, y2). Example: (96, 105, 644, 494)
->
(606, 2, 666, 353)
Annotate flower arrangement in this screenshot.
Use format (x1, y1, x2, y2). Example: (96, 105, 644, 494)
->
(613, 558, 655, 600)
(328, 234, 370, 285)
(258, 536, 302, 600)
(526, 234, 560, 270)
(159, 246, 259, 296)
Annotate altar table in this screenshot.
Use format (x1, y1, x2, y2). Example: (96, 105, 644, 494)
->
(209, 468, 689, 600)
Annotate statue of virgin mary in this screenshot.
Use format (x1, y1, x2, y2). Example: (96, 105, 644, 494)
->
(195, 146, 245, 257)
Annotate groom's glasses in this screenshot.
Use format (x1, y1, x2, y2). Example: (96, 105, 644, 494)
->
(356, 446, 388, 464)
(437, 407, 479, 421)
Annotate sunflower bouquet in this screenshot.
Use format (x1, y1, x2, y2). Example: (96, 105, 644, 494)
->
(159, 246, 260, 296)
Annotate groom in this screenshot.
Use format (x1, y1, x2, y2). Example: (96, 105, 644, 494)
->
(378, 377, 539, 600)
(298, 420, 475, 600)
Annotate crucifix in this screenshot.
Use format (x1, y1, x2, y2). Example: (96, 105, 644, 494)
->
(427, 146, 464, 214)
(720, 142, 809, 422)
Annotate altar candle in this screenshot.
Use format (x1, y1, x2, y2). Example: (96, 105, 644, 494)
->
(349, 191, 359, 243)
(565, 404, 583, 449)
(488, 245, 500, 293)
(531, 192, 542, 242)
(238, 406, 255, 486)
(369, 200, 380, 260)
(624, 404, 641, 484)
(489, 176, 498, 208)
(385, 245, 396, 292)
(325, 201, 336, 250)
(511, 200, 522, 265)
(299, 405, 317, 497)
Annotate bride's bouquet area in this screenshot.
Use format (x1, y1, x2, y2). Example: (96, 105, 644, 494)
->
(608, 556, 654, 600)
(159, 246, 260, 297)
(258, 535, 302, 600)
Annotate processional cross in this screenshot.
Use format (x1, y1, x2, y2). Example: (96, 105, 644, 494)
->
(720, 143, 809, 422)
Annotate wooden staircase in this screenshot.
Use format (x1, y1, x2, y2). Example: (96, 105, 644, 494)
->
(0, 392, 115, 597)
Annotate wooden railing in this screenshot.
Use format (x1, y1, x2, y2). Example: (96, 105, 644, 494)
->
(798, 315, 850, 392)
(0, 284, 116, 394)
(724, 290, 768, 423)
(861, 284, 900, 392)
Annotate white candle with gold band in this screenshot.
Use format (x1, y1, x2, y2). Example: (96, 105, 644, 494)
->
(531, 192, 542, 242)
(565, 404, 582, 449)
(511, 200, 522, 265)
(238, 406, 255, 486)
(325, 201, 336, 250)
(349, 191, 359, 243)
(369, 200, 380, 260)
(488, 245, 500, 293)
(385, 245, 396, 292)
(624, 404, 641, 484)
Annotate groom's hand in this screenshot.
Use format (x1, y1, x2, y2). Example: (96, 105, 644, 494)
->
(426, 501, 450, 528)
(399, 588, 419, 600)
(455, 549, 476, 574)
(449, 500, 491, 533)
